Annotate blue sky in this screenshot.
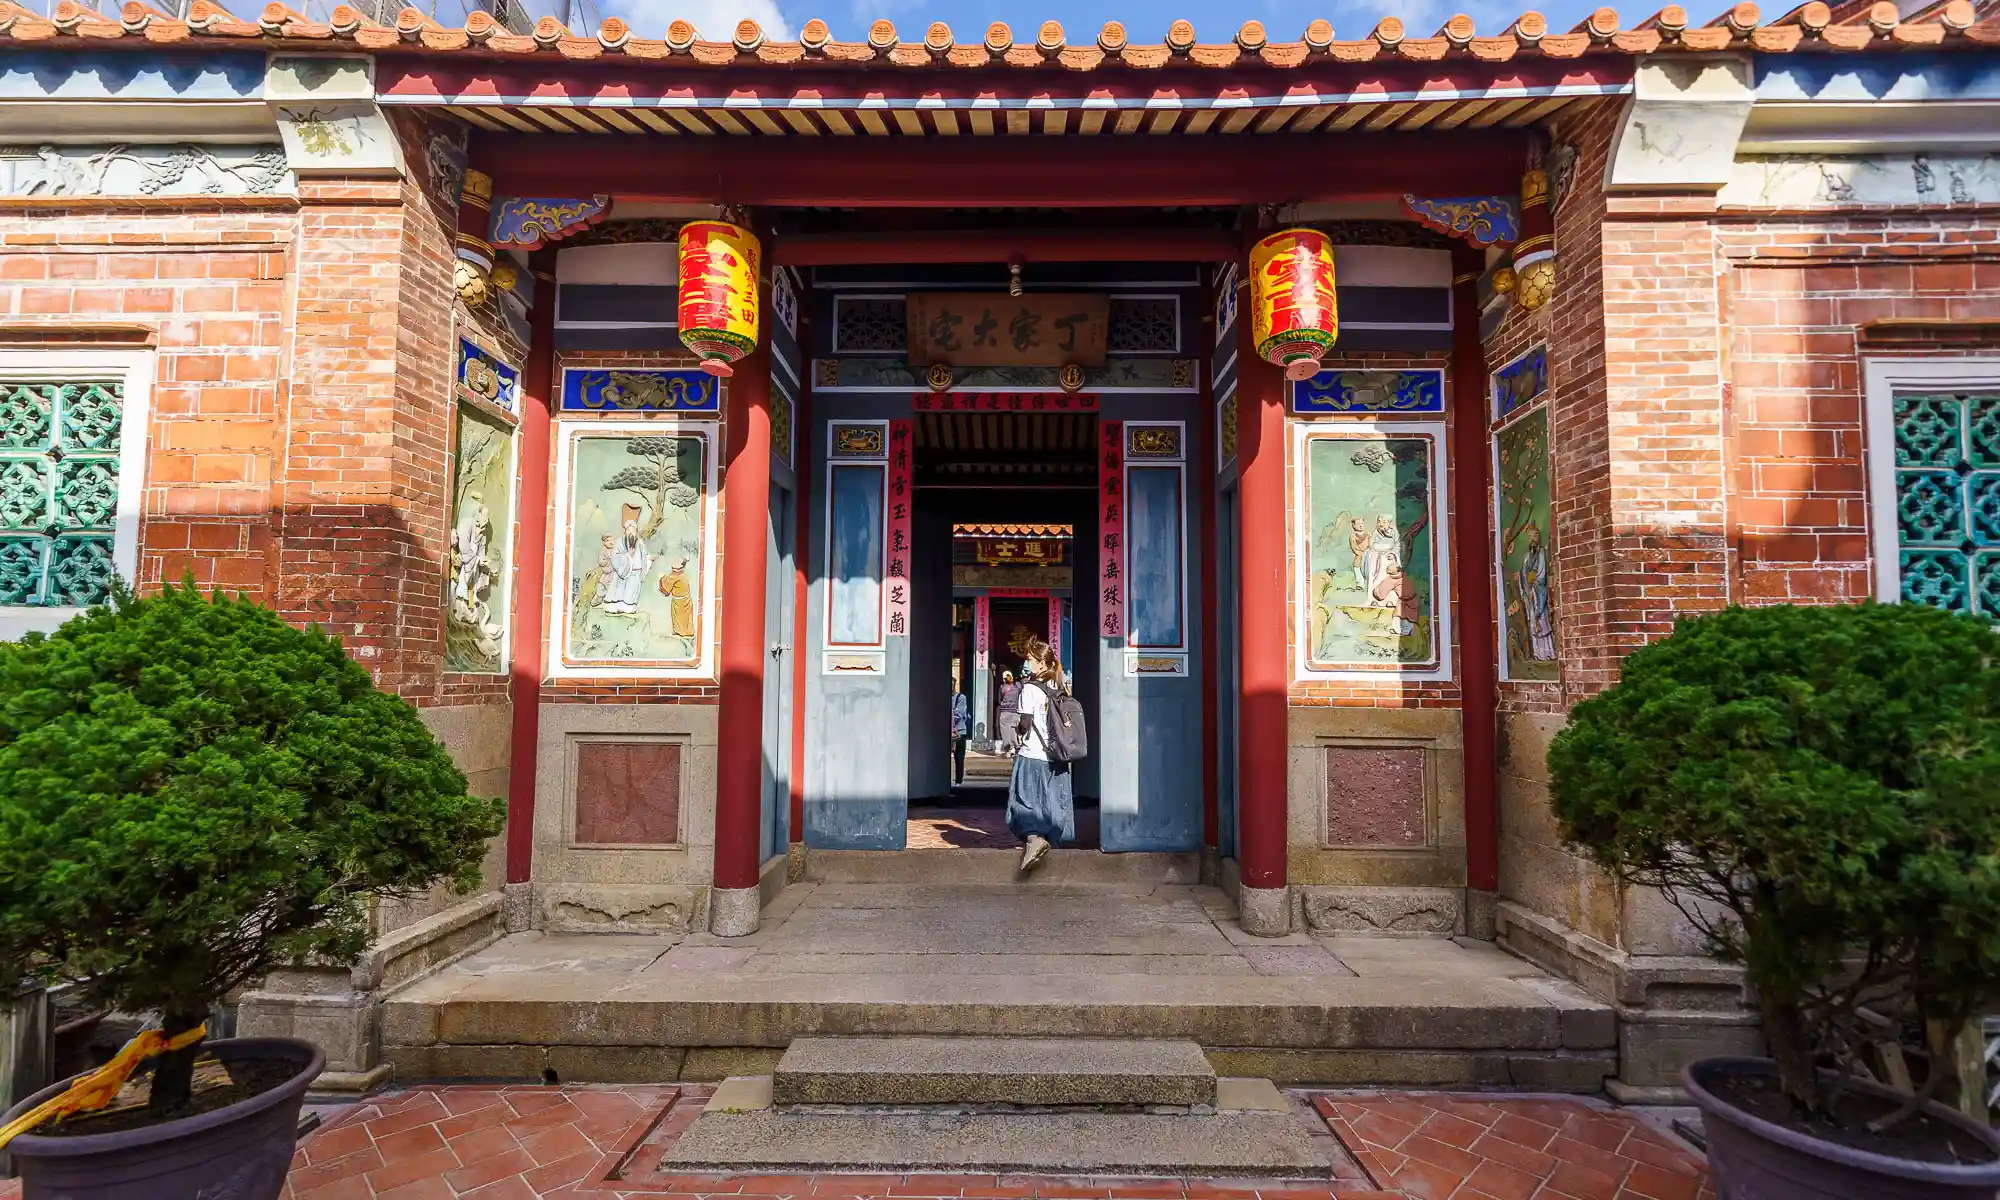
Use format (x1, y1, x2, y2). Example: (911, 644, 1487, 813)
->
(595, 0, 1632, 49)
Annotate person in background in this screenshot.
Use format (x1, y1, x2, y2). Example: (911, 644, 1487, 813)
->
(996, 670, 1021, 757)
(950, 679, 971, 787)
(1006, 638, 1074, 872)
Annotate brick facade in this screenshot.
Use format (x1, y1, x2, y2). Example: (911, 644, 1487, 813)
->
(1724, 217, 2000, 607)
(9, 83, 2000, 971)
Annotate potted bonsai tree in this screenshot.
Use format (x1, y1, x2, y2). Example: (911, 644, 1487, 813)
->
(1549, 601, 2000, 1199)
(0, 582, 504, 1200)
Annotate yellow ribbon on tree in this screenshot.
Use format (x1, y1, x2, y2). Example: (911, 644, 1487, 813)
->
(0, 1023, 207, 1149)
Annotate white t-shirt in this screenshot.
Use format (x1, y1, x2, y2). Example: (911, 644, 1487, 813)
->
(1016, 680, 1051, 761)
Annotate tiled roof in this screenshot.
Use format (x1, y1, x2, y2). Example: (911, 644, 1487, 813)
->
(1, 0, 1993, 63)
(955, 525, 1074, 537)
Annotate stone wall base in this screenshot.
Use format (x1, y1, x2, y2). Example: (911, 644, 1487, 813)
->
(1298, 885, 1466, 937)
(1497, 900, 1761, 1100)
(237, 890, 506, 1091)
(1238, 885, 1291, 936)
(535, 883, 708, 934)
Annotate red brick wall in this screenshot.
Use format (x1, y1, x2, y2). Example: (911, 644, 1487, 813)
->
(1484, 98, 1621, 715)
(1482, 104, 2000, 716)
(1722, 216, 2000, 607)
(0, 111, 508, 709)
(0, 206, 292, 600)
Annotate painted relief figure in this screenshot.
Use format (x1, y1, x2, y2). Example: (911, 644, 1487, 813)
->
(445, 407, 514, 674)
(564, 432, 707, 667)
(1496, 406, 1558, 681)
(1304, 433, 1438, 670)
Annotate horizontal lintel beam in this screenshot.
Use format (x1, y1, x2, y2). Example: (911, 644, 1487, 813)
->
(774, 228, 1241, 265)
(473, 130, 1528, 208)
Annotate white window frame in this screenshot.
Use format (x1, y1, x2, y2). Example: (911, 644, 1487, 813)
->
(0, 349, 153, 641)
(1863, 356, 2000, 605)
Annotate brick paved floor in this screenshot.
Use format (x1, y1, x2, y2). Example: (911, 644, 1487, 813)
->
(1317, 1094, 1715, 1200)
(0, 1086, 1714, 1200)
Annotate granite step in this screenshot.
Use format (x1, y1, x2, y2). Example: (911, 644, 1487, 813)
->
(772, 1036, 1216, 1107)
(801, 848, 1201, 886)
(659, 1108, 1338, 1177)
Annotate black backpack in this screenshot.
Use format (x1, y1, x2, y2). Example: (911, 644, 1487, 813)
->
(1029, 679, 1089, 763)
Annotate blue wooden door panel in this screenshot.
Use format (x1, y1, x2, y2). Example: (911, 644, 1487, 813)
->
(1096, 396, 1205, 853)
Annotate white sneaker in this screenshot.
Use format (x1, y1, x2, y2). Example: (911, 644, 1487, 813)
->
(1021, 834, 1051, 871)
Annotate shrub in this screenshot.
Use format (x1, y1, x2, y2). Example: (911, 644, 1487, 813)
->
(1548, 601, 2000, 1114)
(0, 583, 504, 1115)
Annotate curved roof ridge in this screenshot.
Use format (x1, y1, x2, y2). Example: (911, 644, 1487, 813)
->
(0, 0, 1992, 58)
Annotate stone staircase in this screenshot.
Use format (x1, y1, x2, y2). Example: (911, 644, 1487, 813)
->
(655, 1036, 1345, 1178)
(382, 881, 1618, 1093)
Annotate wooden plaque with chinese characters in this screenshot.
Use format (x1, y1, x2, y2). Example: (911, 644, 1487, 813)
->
(907, 293, 1109, 367)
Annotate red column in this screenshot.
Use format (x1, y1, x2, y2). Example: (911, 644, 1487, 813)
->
(504, 260, 556, 888)
(1234, 226, 1291, 935)
(711, 272, 774, 936)
(1450, 246, 1500, 914)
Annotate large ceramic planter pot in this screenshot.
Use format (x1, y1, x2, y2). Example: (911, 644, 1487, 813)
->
(2, 1036, 322, 1200)
(1687, 1056, 2000, 1200)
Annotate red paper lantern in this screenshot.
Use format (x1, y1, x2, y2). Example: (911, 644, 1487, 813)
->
(1248, 228, 1339, 381)
(677, 220, 761, 377)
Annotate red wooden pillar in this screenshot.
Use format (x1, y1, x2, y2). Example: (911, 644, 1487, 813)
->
(1450, 246, 1500, 924)
(711, 261, 775, 937)
(504, 258, 557, 893)
(1234, 224, 1291, 936)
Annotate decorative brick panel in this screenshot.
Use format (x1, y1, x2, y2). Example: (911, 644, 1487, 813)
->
(573, 739, 683, 844)
(1284, 348, 1460, 709)
(1322, 745, 1428, 848)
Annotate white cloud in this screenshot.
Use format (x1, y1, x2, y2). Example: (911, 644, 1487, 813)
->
(603, 0, 792, 39)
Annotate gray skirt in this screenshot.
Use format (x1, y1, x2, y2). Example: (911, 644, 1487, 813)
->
(1006, 754, 1075, 845)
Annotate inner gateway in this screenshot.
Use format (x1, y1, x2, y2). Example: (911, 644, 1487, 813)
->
(800, 259, 1213, 855)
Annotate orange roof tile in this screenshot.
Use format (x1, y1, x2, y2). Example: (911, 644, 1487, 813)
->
(0, 0, 1993, 63)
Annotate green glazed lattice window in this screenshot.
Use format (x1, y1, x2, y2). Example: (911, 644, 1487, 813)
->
(1894, 391, 2000, 615)
(0, 380, 122, 608)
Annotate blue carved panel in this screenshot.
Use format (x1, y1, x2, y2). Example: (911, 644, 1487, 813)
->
(1401, 195, 1519, 247)
(0, 379, 121, 608)
(560, 368, 719, 414)
(1892, 390, 2000, 617)
(1894, 394, 1960, 467)
(1292, 368, 1444, 416)
(457, 338, 519, 417)
(1493, 345, 1550, 422)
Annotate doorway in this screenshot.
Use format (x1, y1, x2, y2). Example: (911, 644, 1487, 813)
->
(799, 396, 1206, 855)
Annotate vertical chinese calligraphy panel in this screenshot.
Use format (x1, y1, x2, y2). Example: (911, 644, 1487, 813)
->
(1099, 420, 1125, 642)
(885, 420, 913, 637)
(975, 594, 990, 670)
(1047, 596, 1063, 666)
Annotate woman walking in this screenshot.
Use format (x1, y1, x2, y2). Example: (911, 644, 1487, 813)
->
(1006, 637, 1074, 872)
